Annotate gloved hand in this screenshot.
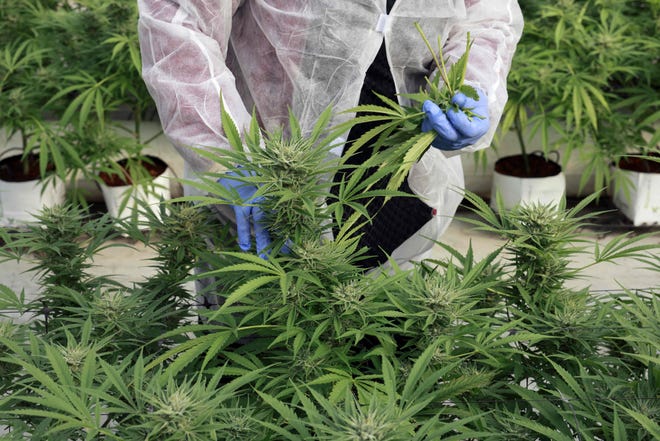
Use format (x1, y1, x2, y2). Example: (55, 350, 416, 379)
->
(218, 169, 271, 259)
(421, 88, 490, 151)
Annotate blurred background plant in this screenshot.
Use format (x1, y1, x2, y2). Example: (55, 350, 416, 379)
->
(0, 0, 159, 207)
(0, 1, 79, 184)
(497, 0, 659, 191)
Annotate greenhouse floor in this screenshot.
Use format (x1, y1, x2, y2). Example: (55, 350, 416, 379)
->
(1, 199, 658, 321)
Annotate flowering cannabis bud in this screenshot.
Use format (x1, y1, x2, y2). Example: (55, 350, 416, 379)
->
(331, 279, 367, 313)
(59, 343, 90, 373)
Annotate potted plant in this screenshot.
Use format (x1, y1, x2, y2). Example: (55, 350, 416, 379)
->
(0, 0, 165, 225)
(489, 1, 571, 210)
(39, 0, 170, 221)
(490, 103, 566, 210)
(608, 99, 660, 226)
(0, 38, 72, 226)
(494, 0, 659, 213)
(99, 0, 172, 222)
(571, 1, 659, 208)
(568, 1, 659, 227)
(490, 27, 567, 210)
(97, 152, 173, 223)
(613, 153, 660, 226)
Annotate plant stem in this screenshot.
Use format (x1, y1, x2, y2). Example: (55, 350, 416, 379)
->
(414, 22, 453, 95)
(134, 103, 142, 145)
(21, 131, 28, 154)
(515, 114, 530, 175)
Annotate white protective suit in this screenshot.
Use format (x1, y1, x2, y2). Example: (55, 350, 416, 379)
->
(137, 0, 524, 265)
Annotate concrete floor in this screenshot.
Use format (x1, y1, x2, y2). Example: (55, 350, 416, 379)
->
(1, 203, 658, 320)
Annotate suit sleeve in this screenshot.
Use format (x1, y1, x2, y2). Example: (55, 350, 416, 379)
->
(137, 0, 252, 174)
(443, 0, 524, 154)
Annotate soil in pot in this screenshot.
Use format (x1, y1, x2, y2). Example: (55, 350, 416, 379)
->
(98, 155, 168, 187)
(0, 153, 54, 182)
(617, 152, 660, 174)
(494, 154, 561, 178)
(0, 153, 66, 226)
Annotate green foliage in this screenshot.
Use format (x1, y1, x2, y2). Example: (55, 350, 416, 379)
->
(1, 104, 659, 439)
(0, 205, 120, 315)
(500, 0, 659, 189)
(0, 0, 157, 193)
(0, 37, 80, 182)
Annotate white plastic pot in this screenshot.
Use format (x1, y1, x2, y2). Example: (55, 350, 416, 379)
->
(490, 170, 566, 211)
(613, 168, 660, 227)
(99, 166, 173, 224)
(0, 178, 66, 227)
(490, 153, 566, 211)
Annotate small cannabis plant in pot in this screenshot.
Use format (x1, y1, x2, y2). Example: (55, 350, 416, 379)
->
(498, 0, 659, 192)
(0, 39, 80, 184)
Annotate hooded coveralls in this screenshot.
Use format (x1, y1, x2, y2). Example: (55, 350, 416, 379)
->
(137, 0, 524, 266)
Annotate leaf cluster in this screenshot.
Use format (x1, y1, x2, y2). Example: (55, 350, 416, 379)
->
(0, 0, 157, 187)
(1, 104, 658, 439)
(500, 0, 659, 192)
(332, 23, 479, 195)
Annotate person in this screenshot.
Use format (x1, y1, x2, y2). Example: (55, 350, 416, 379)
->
(137, 0, 524, 269)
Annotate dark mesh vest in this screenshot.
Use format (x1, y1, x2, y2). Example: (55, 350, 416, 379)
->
(337, 0, 433, 269)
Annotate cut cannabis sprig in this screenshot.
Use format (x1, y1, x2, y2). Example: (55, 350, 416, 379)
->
(409, 22, 479, 116)
(332, 23, 480, 195)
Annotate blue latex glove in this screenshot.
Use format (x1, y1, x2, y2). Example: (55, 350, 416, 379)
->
(218, 169, 271, 259)
(421, 88, 490, 151)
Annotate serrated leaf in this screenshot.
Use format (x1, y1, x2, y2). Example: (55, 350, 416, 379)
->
(342, 119, 402, 161)
(510, 415, 575, 441)
(384, 131, 435, 195)
(459, 84, 479, 101)
(401, 339, 438, 401)
(219, 94, 243, 151)
(257, 391, 312, 439)
(145, 333, 218, 371)
(618, 405, 660, 439)
(217, 275, 279, 311)
(612, 408, 627, 441)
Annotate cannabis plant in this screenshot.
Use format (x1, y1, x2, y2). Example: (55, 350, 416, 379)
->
(0, 0, 160, 203)
(1, 101, 658, 439)
(0, 38, 79, 183)
(499, 0, 660, 190)
(455, 191, 660, 439)
(0, 205, 121, 333)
